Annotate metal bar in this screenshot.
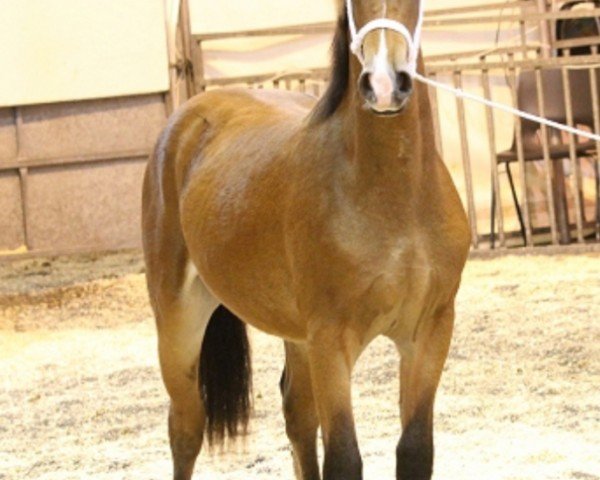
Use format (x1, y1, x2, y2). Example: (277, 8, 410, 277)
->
(192, 40, 206, 93)
(0, 246, 141, 262)
(164, 72, 176, 115)
(554, 35, 600, 49)
(17, 167, 31, 251)
(590, 47, 600, 240)
(552, 155, 571, 244)
(426, 44, 542, 64)
(427, 72, 443, 158)
(453, 70, 479, 248)
(468, 242, 600, 259)
(14, 108, 31, 251)
(179, 0, 196, 99)
(424, 8, 600, 28)
(534, 67, 559, 245)
(508, 64, 533, 245)
(536, 0, 552, 58)
(561, 65, 585, 243)
(482, 67, 505, 248)
(0, 149, 150, 173)
(162, 91, 173, 119)
(425, 52, 600, 74)
(299, 78, 306, 93)
(312, 82, 320, 97)
(519, 20, 528, 57)
(426, 0, 530, 17)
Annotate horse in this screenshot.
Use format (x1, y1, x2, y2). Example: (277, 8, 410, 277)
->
(142, 0, 471, 478)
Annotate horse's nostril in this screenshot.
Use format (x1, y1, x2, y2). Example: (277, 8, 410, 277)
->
(396, 71, 413, 95)
(358, 72, 377, 103)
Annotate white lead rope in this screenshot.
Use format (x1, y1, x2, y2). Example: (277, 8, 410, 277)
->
(414, 72, 600, 143)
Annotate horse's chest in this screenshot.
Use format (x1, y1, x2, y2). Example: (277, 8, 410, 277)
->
(331, 232, 443, 338)
(362, 243, 438, 313)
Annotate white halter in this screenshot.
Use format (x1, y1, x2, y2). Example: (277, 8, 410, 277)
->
(345, 0, 424, 76)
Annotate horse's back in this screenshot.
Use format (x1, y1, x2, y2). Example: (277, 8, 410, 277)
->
(177, 87, 314, 140)
(154, 88, 314, 194)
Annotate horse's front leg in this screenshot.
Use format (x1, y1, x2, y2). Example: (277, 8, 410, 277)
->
(307, 325, 363, 480)
(280, 341, 321, 480)
(395, 306, 455, 480)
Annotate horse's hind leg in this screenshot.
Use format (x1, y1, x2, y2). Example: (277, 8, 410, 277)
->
(395, 307, 455, 480)
(153, 264, 218, 480)
(280, 342, 321, 480)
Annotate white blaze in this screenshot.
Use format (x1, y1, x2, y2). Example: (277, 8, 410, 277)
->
(369, 2, 394, 109)
(370, 30, 394, 109)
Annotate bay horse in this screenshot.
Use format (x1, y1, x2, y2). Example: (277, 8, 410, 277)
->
(142, 0, 470, 478)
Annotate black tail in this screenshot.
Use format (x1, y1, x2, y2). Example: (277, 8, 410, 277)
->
(199, 305, 252, 446)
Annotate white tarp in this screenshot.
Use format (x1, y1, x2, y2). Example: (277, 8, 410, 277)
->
(0, 0, 169, 107)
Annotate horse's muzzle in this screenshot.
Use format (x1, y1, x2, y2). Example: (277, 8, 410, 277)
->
(358, 68, 413, 115)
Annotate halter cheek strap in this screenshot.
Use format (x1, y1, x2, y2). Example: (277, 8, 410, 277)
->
(345, 0, 424, 76)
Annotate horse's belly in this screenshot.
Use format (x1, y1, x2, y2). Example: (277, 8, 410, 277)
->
(187, 241, 305, 340)
(217, 273, 305, 341)
(182, 204, 304, 340)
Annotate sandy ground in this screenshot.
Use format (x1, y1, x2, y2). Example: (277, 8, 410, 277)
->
(0, 251, 598, 480)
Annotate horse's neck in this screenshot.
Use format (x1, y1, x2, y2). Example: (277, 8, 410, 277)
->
(338, 88, 427, 206)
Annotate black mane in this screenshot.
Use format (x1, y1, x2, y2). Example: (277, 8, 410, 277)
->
(308, 10, 351, 124)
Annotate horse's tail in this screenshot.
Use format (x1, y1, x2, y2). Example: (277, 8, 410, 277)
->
(199, 305, 252, 446)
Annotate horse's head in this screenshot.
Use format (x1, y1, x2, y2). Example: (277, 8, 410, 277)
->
(346, 0, 424, 115)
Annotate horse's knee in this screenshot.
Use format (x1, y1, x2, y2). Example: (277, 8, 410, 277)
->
(396, 417, 433, 480)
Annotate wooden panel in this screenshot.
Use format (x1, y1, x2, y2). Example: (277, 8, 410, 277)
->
(27, 159, 147, 251)
(18, 95, 166, 160)
(0, 108, 17, 161)
(0, 172, 25, 251)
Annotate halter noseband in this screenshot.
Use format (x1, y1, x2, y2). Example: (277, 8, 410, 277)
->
(345, 0, 424, 76)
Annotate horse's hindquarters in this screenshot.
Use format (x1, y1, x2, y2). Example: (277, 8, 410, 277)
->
(174, 91, 312, 341)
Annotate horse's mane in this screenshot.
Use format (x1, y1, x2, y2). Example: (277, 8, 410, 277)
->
(308, 9, 350, 124)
